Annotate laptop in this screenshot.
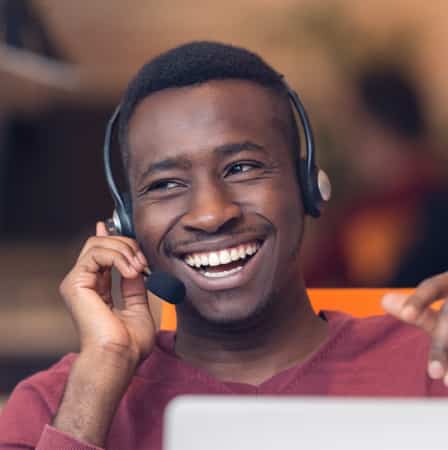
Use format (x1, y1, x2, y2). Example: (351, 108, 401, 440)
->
(163, 395, 447, 450)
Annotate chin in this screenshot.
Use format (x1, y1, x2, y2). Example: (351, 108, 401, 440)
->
(188, 289, 274, 330)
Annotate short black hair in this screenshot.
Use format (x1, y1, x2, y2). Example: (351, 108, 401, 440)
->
(118, 41, 298, 166)
(357, 66, 426, 139)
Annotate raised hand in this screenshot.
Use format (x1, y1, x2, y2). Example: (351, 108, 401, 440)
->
(382, 271, 448, 385)
(59, 221, 156, 365)
(54, 222, 157, 445)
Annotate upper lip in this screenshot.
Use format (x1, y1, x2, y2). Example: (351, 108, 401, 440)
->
(172, 235, 267, 257)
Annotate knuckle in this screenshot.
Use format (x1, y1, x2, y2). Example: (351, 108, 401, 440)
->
(59, 272, 77, 300)
(85, 236, 99, 249)
(115, 236, 138, 252)
(127, 239, 140, 251)
(59, 278, 68, 296)
(84, 245, 108, 259)
(115, 241, 134, 256)
(84, 236, 138, 259)
(119, 240, 138, 255)
(80, 242, 99, 260)
(116, 255, 132, 270)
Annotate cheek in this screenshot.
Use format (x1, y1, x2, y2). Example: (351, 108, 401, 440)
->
(132, 202, 179, 262)
(236, 174, 304, 274)
(251, 174, 303, 227)
(265, 175, 304, 259)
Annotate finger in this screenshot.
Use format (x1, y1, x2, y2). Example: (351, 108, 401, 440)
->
(382, 273, 448, 324)
(381, 293, 408, 316)
(96, 270, 113, 306)
(60, 270, 117, 339)
(94, 222, 113, 305)
(81, 235, 141, 261)
(100, 230, 148, 266)
(121, 274, 149, 310)
(79, 236, 147, 272)
(78, 247, 140, 280)
(428, 299, 448, 383)
(403, 274, 448, 318)
(382, 293, 439, 334)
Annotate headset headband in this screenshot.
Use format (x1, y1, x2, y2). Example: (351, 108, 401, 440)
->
(283, 81, 317, 175)
(104, 104, 123, 215)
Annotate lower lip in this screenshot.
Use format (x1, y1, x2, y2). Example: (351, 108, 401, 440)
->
(177, 242, 267, 292)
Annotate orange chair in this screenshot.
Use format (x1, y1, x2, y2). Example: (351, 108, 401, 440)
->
(160, 288, 414, 330)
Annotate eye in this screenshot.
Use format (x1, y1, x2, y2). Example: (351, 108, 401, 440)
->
(225, 161, 261, 177)
(142, 179, 184, 194)
(148, 180, 179, 191)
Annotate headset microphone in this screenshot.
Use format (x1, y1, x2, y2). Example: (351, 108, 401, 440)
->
(146, 271, 186, 305)
(103, 78, 331, 305)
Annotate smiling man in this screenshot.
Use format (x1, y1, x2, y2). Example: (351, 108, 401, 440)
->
(1, 41, 448, 450)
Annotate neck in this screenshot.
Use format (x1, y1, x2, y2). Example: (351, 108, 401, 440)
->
(174, 280, 328, 385)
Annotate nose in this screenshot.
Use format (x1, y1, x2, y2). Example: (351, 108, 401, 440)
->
(181, 180, 242, 234)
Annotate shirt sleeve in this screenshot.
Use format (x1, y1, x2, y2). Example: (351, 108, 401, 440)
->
(0, 374, 103, 450)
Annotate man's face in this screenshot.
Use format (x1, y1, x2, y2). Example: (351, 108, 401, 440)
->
(127, 80, 304, 324)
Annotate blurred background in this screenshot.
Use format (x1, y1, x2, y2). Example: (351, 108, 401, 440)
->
(0, 0, 447, 403)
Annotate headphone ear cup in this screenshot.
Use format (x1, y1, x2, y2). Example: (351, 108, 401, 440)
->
(116, 192, 135, 238)
(298, 159, 331, 218)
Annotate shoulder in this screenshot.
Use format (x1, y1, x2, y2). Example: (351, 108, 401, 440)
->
(0, 353, 77, 445)
(320, 311, 448, 397)
(15, 353, 77, 406)
(324, 311, 430, 358)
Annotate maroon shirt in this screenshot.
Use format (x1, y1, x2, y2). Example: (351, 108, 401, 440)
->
(1, 311, 447, 449)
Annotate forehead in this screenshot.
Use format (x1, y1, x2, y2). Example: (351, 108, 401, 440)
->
(127, 79, 291, 173)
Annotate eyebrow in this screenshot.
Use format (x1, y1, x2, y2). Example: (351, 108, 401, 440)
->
(137, 140, 265, 183)
(213, 141, 266, 158)
(137, 157, 192, 183)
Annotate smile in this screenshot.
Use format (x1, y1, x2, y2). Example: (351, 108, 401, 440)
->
(173, 234, 269, 291)
(183, 241, 261, 278)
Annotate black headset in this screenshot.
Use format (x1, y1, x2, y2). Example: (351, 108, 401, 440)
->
(103, 79, 331, 303)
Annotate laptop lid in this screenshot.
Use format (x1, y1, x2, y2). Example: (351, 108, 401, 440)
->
(164, 395, 447, 450)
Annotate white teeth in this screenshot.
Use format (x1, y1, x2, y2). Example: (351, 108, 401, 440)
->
(219, 249, 231, 264)
(202, 265, 243, 278)
(230, 248, 239, 261)
(183, 241, 262, 268)
(200, 254, 209, 266)
(209, 252, 220, 266)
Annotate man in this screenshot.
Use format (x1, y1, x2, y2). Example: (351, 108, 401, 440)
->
(1, 41, 447, 450)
